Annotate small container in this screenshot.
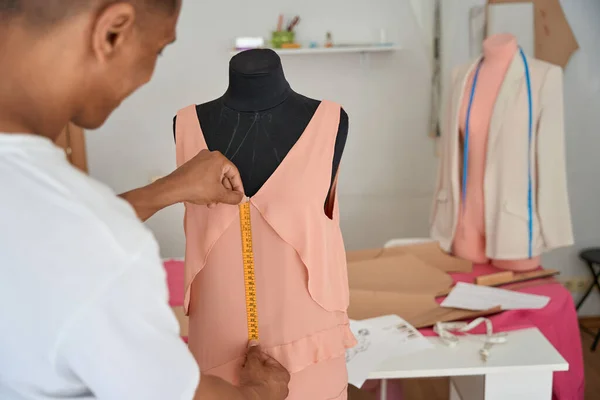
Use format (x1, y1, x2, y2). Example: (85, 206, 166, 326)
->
(235, 37, 265, 51)
(271, 31, 296, 49)
(379, 28, 387, 44)
(325, 32, 333, 48)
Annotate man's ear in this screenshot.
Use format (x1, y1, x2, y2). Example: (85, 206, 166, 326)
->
(92, 3, 136, 61)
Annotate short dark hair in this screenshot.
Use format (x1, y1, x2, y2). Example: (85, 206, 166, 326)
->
(0, 0, 177, 25)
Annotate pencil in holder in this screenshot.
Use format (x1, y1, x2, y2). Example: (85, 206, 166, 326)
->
(271, 31, 295, 49)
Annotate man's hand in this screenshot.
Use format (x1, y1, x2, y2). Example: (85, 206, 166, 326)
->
(239, 344, 291, 400)
(167, 150, 245, 207)
(120, 150, 245, 222)
(192, 344, 290, 400)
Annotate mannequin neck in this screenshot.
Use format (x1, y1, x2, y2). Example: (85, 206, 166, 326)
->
(483, 34, 518, 66)
(223, 49, 291, 112)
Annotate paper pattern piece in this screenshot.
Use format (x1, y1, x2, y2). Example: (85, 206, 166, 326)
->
(487, 3, 535, 56)
(382, 242, 473, 273)
(488, 0, 579, 68)
(346, 319, 394, 387)
(346, 243, 499, 329)
(441, 282, 551, 311)
(348, 253, 453, 295)
(362, 315, 433, 356)
(346, 315, 432, 387)
(346, 243, 472, 274)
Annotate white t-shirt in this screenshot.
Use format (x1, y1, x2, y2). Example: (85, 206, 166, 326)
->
(0, 134, 199, 399)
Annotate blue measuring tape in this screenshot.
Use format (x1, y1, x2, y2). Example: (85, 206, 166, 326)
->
(462, 48, 534, 258)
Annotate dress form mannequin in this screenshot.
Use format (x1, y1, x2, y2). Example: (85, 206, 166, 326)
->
(174, 49, 355, 399)
(173, 49, 348, 204)
(453, 33, 540, 271)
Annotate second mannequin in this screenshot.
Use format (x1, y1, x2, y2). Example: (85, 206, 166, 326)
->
(431, 33, 573, 271)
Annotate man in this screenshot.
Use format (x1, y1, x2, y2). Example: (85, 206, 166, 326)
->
(0, 1, 290, 399)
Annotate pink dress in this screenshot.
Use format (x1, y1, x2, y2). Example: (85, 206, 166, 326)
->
(175, 101, 356, 400)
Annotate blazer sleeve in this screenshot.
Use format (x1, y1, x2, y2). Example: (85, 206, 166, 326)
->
(430, 68, 457, 227)
(536, 66, 574, 249)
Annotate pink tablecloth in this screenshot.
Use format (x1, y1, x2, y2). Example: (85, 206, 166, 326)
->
(165, 259, 185, 307)
(164, 260, 584, 400)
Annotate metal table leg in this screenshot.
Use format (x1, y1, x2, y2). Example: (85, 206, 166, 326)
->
(576, 261, 600, 310)
(593, 330, 600, 352)
(380, 379, 388, 400)
(577, 257, 600, 351)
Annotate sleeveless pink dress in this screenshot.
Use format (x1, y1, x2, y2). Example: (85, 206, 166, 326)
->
(175, 101, 356, 400)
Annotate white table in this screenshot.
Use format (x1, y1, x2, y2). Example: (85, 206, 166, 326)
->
(368, 328, 568, 400)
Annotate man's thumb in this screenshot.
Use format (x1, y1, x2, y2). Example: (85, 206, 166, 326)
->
(219, 187, 244, 205)
(244, 344, 263, 368)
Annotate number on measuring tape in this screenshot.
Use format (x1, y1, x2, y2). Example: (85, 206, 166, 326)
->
(239, 202, 259, 341)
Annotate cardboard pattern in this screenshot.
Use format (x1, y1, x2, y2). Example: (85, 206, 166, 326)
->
(347, 243, 502, 329)
(487, 0, 579, 68)
(347, 242, 473, 274)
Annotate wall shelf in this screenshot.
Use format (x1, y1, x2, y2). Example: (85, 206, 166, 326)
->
(231, 45, 402, 56)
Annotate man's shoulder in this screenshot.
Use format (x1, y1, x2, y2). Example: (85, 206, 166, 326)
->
(66, 170, 155, 254)
(1, 154, 157, 268)
(0, 153, 166, 359)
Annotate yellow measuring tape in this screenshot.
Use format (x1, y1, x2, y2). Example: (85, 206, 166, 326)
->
(239, 202, 259, 341)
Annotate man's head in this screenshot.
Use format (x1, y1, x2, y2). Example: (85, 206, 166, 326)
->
(0, 0, 181, 136)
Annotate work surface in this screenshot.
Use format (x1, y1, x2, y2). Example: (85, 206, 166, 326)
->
(369, 328, 568, 380)
(397, 328, 599, 400)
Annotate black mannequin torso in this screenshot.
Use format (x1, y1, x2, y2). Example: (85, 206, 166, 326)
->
(173, 49, 348, 202)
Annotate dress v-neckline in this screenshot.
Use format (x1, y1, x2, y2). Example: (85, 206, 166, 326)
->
(194, 100, 328, 201)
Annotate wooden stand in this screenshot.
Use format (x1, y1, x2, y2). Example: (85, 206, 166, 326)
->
(437, 269, 560, 297)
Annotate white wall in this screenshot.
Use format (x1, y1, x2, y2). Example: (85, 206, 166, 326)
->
(87, 0, 435, 256)
(559, 0, 600, 315)
(410, 0, 435, 51)
(88, 0, 600, 314)
(440, 0, 600, 314)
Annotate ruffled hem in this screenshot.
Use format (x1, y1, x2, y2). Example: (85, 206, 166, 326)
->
(265, 322, 357, 374)
(327, 385, 348, 400)
(203, 323, 357, 376)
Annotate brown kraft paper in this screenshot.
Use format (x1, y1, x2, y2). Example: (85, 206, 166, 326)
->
(347, 242, 472, 274)
(348, 253, 453, 295)
(348, 289, 501, 329)
(488, 0, 579, 68)
(346, 247, 503, 328)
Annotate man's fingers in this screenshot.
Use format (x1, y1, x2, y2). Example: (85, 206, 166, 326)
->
(244, 344, 264, 368)
(222, 177, 233, 190)
(222, 161, 245, 195)
(246, 346, 288, 374)
(219, 187, 244, 205)
(259, 351, 286, 369)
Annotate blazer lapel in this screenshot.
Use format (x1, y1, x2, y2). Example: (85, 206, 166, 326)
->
(487, 53, 526, 161)
(450, 57, 482, 210)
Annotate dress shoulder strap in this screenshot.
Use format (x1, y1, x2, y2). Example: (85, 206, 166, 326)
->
(175, 105, 207, 168)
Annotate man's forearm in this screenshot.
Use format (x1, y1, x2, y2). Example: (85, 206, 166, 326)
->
(194, 375, 251, 400)
(119, 176, 182, 222)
